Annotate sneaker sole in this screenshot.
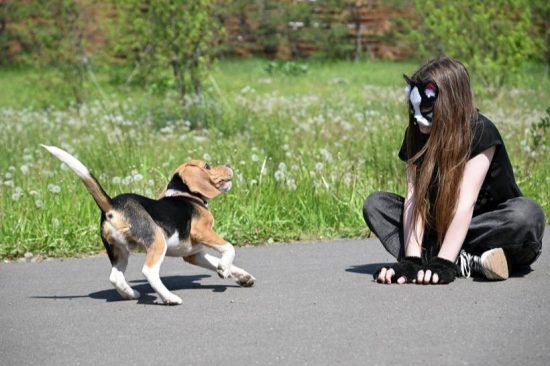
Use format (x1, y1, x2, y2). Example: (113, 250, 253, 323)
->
(481, 248, 509, 280)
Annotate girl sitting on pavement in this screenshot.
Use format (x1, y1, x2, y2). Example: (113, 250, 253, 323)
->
(363, 56, 545, 284)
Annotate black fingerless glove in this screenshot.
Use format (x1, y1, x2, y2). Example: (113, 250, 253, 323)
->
(424, 257, 459, 284)
(373, 256, 423, 283)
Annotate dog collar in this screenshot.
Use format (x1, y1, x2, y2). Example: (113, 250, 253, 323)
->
(164, 189, 208, 208)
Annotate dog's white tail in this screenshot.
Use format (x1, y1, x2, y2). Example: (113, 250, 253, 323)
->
(41, 145, 113, 212)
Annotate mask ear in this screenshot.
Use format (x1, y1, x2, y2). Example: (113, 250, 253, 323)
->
(403, 74, 413, 85)
(181, 165, 221, 200)
(424, 80, 438, 99)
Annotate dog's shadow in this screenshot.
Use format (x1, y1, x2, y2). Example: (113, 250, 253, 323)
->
(346, 262, 392, 275)
(33, 275, 239, 305)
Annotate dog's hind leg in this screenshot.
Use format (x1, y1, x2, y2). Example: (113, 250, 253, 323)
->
(101, 236, 141, 300)
(142, 227, 182, 305)
(184, 251, 255, 287)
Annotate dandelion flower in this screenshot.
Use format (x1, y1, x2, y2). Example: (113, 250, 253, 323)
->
(286, 179, 297, 191)
(274, 170, 285, 182)
(47, 184, 61, 193)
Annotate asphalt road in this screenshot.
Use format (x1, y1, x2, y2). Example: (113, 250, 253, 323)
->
(1, 227, 549, 366)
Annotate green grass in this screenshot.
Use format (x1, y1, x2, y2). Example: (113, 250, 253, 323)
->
(0, 59, 548, 258)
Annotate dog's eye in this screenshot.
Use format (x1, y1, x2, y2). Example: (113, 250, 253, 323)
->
(204, 163, 211, 170)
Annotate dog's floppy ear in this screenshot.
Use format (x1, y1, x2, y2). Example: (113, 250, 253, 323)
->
(181, 164, 221, 200)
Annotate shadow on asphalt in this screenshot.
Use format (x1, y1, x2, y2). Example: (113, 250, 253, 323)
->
(31, 274, 240, 305)
(347, 262, 533, 280)
(346, 262, 393, 275)
(472, 265, 533, 282)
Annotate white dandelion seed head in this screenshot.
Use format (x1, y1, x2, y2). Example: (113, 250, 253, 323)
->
(343, 172, 352, 186)
(286, 179, 297, 191)
(274, 170, 285, 181)
(319, 149, 333, 162)
(47, 184, 61, 193)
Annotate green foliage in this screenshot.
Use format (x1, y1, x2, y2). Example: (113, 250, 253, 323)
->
(0, 59, 548, 258)
(528, 0, 550, 62)
(111, 0, 220, 105)
(411, 0, 538, 89)
(526, 107, 550, 164)
(3, 0, 92, 106)
(264, 61, 309, 76)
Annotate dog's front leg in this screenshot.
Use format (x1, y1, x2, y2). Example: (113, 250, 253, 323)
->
(215, 242, 235, 279)
(184, 251, 255, 287)
(191, 219, 235, 279)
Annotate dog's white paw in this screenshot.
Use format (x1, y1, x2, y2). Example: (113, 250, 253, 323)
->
(116, 288, 141, 300)
(162, 293, 183, 305)
(235, 273, 255, 287)
(217, 264, 231, 279)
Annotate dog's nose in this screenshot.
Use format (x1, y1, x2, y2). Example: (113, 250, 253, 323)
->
(224, 164, 232, 169)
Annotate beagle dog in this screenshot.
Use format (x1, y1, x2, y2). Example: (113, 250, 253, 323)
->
(42, 145, 255, 305)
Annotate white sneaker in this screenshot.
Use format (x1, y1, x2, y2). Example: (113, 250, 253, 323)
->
(457, 248, 509, 280)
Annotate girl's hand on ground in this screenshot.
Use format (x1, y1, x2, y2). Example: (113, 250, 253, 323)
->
(416, 269, 440, 284)
(376, 267, 407, 284)
(416, 257, 458, 284)
(373, 257, 423, 284)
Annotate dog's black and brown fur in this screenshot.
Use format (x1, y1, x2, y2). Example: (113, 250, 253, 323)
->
(42, 145, 255, 305)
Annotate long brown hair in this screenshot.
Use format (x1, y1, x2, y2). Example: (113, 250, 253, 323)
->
(406, 57, 477, 245)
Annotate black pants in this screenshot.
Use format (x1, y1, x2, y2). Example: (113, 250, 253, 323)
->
(363, 192, 545, 270)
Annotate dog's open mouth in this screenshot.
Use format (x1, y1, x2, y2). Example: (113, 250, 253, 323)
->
(219, 180, 232, 192)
